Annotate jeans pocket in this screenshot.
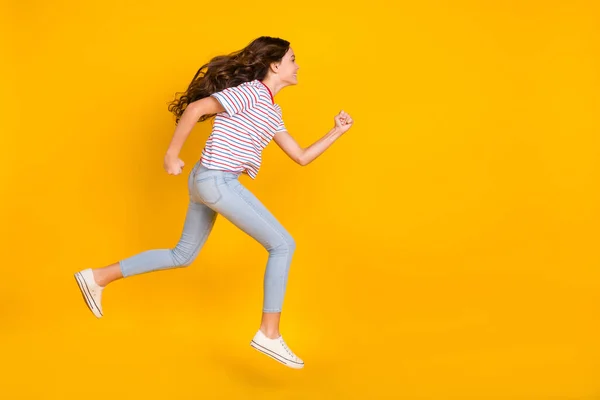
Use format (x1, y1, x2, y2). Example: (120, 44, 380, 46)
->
(195, 176, 222, 205)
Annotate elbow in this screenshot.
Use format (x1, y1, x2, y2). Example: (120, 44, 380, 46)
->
(296, 151, 309, 166)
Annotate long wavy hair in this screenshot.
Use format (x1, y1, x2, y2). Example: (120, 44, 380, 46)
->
(167, 36, 290, 124)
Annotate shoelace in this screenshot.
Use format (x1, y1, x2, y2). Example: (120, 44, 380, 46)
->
(279, 338, 295, 359)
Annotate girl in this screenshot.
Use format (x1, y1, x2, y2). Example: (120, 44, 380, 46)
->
(74, 36, 353, 369)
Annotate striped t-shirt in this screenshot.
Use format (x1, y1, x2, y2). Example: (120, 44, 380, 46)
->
(200, 79, 286, 179)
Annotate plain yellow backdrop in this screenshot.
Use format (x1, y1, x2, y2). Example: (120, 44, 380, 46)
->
(1, 0, 599, 398)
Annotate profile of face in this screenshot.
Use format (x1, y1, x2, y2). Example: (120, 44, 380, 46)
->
(275, 47, 300, 86)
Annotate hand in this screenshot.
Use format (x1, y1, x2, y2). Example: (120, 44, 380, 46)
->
(164, 153, 185, 175)
(334, 110, 354, 134)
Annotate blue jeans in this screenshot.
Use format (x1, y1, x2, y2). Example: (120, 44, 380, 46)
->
(119, 161, 296, 313)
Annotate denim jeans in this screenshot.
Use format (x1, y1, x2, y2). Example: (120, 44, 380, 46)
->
(119, 161, 296, 312)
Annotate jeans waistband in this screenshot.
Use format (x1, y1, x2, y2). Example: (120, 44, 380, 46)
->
(193, 161, 243, 179)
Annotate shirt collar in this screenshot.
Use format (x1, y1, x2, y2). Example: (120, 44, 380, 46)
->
(257, 80, 274, 105)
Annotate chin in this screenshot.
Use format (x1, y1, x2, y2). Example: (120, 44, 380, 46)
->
(282, 76, 298, 87)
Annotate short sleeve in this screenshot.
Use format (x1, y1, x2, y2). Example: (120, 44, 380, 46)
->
(276, 118, 287, 133)
(275, 106, 287, 133)
(210, 83, 260, 117)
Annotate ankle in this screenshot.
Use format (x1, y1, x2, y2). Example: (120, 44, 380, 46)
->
(260, 326, 280, 339)
(92, 269, 108, 287)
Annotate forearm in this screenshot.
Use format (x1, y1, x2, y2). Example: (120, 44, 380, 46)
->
(166, 103, 202, 157)
(299, 127, 344, 166)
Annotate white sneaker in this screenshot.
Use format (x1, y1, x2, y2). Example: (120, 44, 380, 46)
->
(74, 268, 104, 318)
(250, 330, 304, 369)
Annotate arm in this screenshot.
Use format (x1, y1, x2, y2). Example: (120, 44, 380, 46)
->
(273, 110, 354, 166)
(166, 96, 225, 157)
(273, 128, 344, 166)
(163, 97, 224, 175)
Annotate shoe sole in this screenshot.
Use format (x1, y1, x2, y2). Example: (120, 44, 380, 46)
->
(250, 340, 304, 369)
(74, 272, 103, 318)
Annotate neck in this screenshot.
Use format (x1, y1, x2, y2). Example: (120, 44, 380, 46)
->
(260, 76, 286, 97)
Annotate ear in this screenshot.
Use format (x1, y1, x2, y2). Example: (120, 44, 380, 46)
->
(269, 61, 280, 73)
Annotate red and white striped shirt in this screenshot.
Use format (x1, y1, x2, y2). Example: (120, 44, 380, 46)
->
(200, 79, 286, 179)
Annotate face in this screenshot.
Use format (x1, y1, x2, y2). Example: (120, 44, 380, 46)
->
(277, 47, 300, 85)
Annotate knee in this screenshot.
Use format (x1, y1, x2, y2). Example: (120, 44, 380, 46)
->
(171, 245, 198, 267)
(179, 256, 196, 267)
(288, 236, 296, 253)
(269, 233, 296, 255)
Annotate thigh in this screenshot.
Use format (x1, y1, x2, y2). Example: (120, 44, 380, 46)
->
(203, 176, 294, 251)
(180, 164, 218, 247)
(178, 199, 217, 246)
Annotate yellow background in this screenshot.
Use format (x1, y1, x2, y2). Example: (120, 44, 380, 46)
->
(1, 0, 599, 398)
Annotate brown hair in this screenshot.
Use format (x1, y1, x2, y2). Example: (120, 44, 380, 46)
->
(167, 36, 290, 124)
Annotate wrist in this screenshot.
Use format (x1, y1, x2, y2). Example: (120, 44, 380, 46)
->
(166, 149, 179, 158)
(332, 126, 346, 138)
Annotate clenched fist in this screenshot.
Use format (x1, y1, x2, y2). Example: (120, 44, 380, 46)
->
(334, 110, 354, 134)
(164, 153, 185, 175)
